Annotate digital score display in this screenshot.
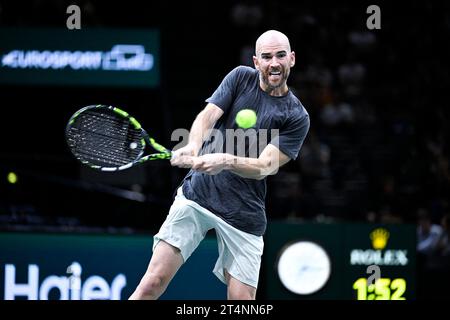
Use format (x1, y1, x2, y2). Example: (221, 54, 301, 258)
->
(343, 224, 416, 300)
(265, 222, 416, 300)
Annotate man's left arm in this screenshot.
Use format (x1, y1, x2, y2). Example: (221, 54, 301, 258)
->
(188, 144, 291, 180)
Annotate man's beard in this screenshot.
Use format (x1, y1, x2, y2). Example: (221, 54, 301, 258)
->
(260, 67, 290, 91)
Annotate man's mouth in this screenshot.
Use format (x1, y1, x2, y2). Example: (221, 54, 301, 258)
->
(268, 70, 282, 82)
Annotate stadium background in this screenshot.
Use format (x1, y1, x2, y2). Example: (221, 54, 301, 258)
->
(0, 0, 448, 300)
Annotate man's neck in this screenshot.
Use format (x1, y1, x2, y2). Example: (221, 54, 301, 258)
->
(261, 84, 289, 97)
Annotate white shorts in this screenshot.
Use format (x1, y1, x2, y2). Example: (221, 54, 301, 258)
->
(153, 187, 264, 288)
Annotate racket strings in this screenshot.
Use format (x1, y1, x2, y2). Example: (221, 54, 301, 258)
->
(68, 134, 141, 166)
(69, 133, 138, 166)
(67, 110, 144, 167)
(80, 111, 141, 141)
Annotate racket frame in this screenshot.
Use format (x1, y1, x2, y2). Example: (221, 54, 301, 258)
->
(66, 104, 171, 171)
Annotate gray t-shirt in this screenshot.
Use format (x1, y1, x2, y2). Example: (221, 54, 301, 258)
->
(182, 66, 310, 236)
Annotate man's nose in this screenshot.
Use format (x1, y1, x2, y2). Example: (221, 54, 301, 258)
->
(270, 56, 281, 66)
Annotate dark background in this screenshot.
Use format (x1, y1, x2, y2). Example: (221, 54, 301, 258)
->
(0, 0, 449, 299)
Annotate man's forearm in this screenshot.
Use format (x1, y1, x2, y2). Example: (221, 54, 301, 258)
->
(188, 105, 223, 156)
(224, 154, 277, 180)
(188, 113, 209, 156)
(184, 144, 289, 178)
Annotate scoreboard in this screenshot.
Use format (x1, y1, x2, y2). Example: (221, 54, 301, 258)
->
(264, 222, 416, 300)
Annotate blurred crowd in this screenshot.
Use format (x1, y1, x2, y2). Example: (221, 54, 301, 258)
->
(232, 3, 450, 229)
(0, 0, 449, 300)
(0, 2, 449, 231)
(228, 3, 450, 296)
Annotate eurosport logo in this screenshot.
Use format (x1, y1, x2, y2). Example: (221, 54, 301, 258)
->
(1, 44, 154, 71)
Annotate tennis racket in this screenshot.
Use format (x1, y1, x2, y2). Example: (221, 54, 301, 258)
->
(66, 104, 172, 171)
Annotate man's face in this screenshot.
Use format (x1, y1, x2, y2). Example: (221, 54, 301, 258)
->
(253, 42, 295, 94)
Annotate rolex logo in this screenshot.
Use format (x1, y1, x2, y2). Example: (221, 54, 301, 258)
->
(370, 228, 390, 250)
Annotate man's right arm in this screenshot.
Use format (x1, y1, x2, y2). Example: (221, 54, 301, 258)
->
(170, 103, 223, 166)
(187, 103, 224, 155)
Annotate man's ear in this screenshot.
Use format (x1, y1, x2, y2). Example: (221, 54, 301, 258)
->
(253, 56, 259, 70)
(290, 51, 296, 67)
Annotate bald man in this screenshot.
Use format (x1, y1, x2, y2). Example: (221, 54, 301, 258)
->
(129, 30, 310, 300)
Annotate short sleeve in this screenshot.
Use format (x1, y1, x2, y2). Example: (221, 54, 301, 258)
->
(205, 66, 248, 112)
(271, 111, 310, 160)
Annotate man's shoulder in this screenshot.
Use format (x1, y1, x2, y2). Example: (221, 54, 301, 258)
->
(234, 65, 257, 73)
(230, 65, 258, 78)
(287, 91, 309, 118)
(224, 65, 258, 91)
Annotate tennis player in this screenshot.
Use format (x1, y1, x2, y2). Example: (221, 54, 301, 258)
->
(129, 30, 310, 300)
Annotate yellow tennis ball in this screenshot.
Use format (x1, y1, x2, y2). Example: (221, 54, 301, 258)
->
(235, 109, 257, 129)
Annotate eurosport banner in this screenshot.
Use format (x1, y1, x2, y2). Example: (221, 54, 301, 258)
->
(0, 27, 159, 88)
